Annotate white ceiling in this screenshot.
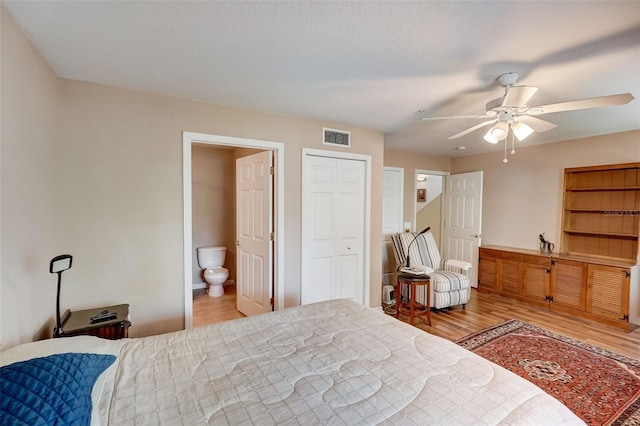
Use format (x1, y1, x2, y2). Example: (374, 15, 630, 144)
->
(5, 1, 640, 157)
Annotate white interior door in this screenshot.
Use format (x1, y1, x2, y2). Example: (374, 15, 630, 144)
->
(443, 171, 483, 287)
(382, 167, 404, 280)
(302, 154, 366, 305)
(382, 167, 404, 237)
(236, 151, 273, 316)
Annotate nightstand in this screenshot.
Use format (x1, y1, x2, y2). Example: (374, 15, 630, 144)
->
(55, 304, 131, 340)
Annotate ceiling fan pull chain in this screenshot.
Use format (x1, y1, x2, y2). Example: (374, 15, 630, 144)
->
(503, 135, 508, 163)
(511, 131, 516, 155)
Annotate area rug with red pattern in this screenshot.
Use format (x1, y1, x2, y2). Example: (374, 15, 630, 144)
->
(456, 320, 640, 425)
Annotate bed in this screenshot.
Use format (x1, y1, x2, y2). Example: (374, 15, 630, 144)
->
(1, 299, 583, 425)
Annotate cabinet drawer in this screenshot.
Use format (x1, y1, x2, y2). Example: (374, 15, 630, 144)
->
(479, 248, 501, 259)
(501, 252, 524, 262)
(523, 255, 551, 266)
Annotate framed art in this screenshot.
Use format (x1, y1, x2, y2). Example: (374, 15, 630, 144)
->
(417, 188, 426, 202)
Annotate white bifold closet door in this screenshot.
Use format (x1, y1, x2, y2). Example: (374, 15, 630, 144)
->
(301, 154, 366, 305)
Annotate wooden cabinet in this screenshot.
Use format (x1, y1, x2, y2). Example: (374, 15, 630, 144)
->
(479, 248, 551, 307)
(479, 246, 636, 331)
(562, 163, 640, 262)
(477, 163, 639, 331)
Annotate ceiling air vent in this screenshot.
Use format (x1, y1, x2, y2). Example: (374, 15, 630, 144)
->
(323, 128, 351, 148)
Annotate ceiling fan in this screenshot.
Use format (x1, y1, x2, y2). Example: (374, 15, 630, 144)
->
(421, 72, 635, 145)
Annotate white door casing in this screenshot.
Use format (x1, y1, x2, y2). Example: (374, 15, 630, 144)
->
(443, 171, 483, 287)
(182, 132, 284, 329)
(236, 151, 273, 316)
(301, 149, 370, 305)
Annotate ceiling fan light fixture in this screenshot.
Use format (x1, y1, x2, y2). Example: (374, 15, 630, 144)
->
(512, 122, 534, 141)
(489, 121, 509, 141)
(483, 129, 500, 144)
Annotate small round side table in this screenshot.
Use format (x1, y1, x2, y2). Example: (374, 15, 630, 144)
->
(395, 273, 431, 326)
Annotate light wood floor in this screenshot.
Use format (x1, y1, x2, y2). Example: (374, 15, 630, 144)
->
(194, 287, 640, 360)
(192, 286, 244, 328)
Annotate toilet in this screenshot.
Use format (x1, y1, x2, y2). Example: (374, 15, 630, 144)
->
(196, 246, 229, 297)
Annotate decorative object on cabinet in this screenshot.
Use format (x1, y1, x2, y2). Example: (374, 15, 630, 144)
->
(478, 246, 637, 331)
(49, 254, 73, 337)
(538, 233, 554, 254)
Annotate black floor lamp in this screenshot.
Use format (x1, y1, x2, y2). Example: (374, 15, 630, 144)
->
(50, 254, 72, 337)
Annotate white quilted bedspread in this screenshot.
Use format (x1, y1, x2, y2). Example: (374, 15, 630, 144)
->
(96, 299, 582, 425)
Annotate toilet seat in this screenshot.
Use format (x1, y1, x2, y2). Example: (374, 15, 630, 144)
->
(205, 267, 227, 276)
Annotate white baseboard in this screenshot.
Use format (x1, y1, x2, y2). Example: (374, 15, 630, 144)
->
(193, 280, 235, 290)
(192, 282, 207, 290)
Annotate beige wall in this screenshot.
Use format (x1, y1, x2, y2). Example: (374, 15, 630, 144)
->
(2, 6, 384, 344)
(451, 131, 640, 251)
(4, 2, 637, 348)
(1, 7, 62, 347)
(56, 80, 383, 338)
(191, 145, 236, 285)
(417, 194, 442, 246)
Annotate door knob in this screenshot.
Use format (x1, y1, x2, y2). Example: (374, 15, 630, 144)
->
(470, 233, 481, 238)
(235, 241, 239, 246)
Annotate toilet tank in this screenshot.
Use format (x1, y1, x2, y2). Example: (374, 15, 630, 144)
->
(197, 246, 226, 268)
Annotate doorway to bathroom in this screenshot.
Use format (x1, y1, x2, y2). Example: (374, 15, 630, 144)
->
(183, 132, 285, 329)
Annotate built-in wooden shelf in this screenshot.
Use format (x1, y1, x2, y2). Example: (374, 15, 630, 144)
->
(564, 208, 637, 213)
(563, 229, 638, 239)
(561, 162, 640, 263)
(566, 186, 640, 192)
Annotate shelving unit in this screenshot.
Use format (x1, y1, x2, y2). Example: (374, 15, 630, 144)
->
(477, 163, 640, 332)
(561, 162, 640, 262)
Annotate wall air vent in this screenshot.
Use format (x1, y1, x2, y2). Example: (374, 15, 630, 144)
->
(323, 128, 351, 148)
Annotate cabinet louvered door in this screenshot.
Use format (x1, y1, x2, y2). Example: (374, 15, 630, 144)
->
(501, 260, 522, 296)
(523, 262, 550, 303)
(551, 259, 587, 311)
(478, 251, 499, 292)
(587, 264, 629, 321)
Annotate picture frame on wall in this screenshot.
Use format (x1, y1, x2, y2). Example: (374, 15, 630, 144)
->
(417, 188, 426, 202)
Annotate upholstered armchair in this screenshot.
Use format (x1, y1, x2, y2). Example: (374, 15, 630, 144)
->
(390, 231, 472, 310)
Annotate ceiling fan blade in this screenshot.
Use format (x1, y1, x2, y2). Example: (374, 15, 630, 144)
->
(518, 115, 557, 132)
(502, 85, 539, 107)
(448, 119, 497, 139)
(421, 114, 492, 120)
(527, 93, 634, 115)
